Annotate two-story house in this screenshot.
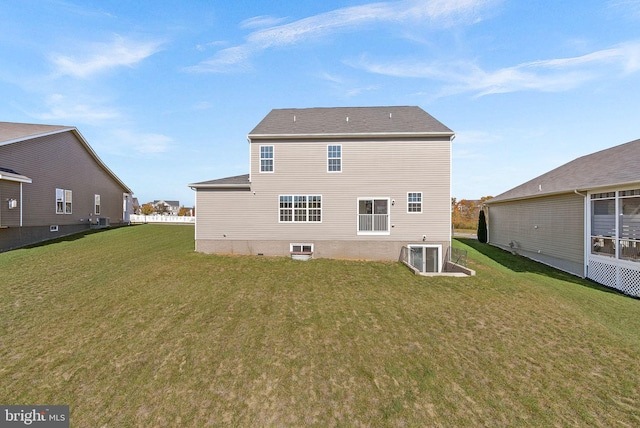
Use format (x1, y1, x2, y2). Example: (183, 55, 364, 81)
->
(189, 106, 454, 272)
(153, 200, 181, 215)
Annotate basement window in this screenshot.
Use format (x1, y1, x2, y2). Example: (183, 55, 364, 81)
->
(290, 243, 313, 254)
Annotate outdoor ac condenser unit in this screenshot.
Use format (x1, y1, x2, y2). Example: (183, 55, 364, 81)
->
(98, 217, 110, 226)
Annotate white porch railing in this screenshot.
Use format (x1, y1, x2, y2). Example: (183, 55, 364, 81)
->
(130, 214, 195, 224)
(358, 214, 389, 232)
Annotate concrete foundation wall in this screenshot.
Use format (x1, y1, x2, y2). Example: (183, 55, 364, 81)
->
(196, 238, 450, 262)
(0, 223, 126, 252)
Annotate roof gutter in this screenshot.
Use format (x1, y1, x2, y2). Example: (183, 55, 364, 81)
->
(0, 171, 32, 183)
(488, 180, 640, 205)
(189, 183, 251, 190)
(248, 131, 455, 140)
(485, 189, 580, 205)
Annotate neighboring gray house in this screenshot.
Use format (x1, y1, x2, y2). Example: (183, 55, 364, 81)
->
(189, 106, 455, 272)
(485, 138, 640, 297)
(0, 122, 133, 252)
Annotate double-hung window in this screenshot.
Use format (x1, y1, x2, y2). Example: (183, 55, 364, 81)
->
(327, 145, 341, 172)
(279, 195, 293, 222)
(407, 192, 422, 213)
(357, 198, 389, 234)
(95, 194, 101, 215)
(260, 145, 274, 172)
(279, 195, 322, 223)
(56, 188, 72, 214)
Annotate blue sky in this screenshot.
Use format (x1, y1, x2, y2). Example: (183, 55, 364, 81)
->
(2, 0, 640, 206)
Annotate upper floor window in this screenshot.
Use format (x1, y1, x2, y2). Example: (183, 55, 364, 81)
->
(328, 145, 341, 172)
(260, 145, 274, 172)
(408, 192, 422, 213)
(56, 188, 72, 214)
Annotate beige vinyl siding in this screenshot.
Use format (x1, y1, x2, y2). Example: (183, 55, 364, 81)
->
(0, 131, 129, 227)
(194, 136, 451, 261)
(194, 136, 452, 260)
(246, 137, 450, 242)
(487, 193, 585, 276)
(195, 189, 255, 240)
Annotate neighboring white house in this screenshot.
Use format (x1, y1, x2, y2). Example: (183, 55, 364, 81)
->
(189, 106, 455, 272)
(485, 138, 640, 297)
(153, 200, 180, 215)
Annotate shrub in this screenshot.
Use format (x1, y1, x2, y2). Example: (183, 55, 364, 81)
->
(477, 209, 487, 243)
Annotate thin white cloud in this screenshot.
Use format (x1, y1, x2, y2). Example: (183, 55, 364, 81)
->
(187, 0, 498, 73)
(345, 85, 380, 97)
(452, 130, 500, 160)
(316, 71, 345, 84)
(190, 46, 254, 73)
(50, 35, 164, 78)
(195, 40, 226, 52)
(33, 93, 120, 125)
(192, 101, 213, 110)
(112, 129, 173, 155)
(454, 130, 500, 145)
(608, 0, 640, 19)
(353, 40, 640, 97)
(240, 15, 288, 29)
(54, 0, 117, 19)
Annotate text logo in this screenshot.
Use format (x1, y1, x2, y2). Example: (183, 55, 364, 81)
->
(1, 406, 68, 428)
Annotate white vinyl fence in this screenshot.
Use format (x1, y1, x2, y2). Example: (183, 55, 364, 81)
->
(130, 214, 195, 224)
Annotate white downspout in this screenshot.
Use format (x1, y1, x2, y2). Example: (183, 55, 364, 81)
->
(574, 189, 588, 278)
(484, 204, 489, 243)
(247, 137, 252, 184)
(20, 182, 23, 227)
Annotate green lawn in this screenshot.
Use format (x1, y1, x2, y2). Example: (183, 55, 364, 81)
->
(1, 225, 638, 427)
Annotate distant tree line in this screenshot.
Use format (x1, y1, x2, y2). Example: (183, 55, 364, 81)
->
(139, 203, 193, 216)
(451, 196, 493, 231)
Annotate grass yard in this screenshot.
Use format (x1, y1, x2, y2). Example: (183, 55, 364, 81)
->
(1, 225, 639, 427)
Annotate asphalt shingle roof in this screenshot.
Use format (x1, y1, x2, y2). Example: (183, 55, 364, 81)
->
(0, 122, 71, 144)
(189, 174, 251, 188)
(489, 138, 640, 203)
(0, 121, 132, 193)
(248, 106, 453, 137)
(193, 106, 453, 187)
